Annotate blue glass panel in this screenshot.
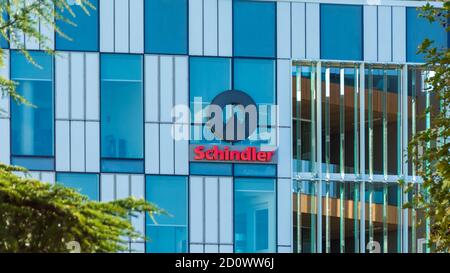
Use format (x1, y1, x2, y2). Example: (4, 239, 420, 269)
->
(234, 178, 276, 253)
(189, 162, 233, 176)
(11, 156, 54, 171)
(55, 0, 99, 51)
(233, 58, 275, 106)
(145, 0, 187, 54)
(146, 175, 188, 253)
(101, 54, 143, 162)
(233, 0, 276, 58)
(101, 159, 144, 173)
(407, 7, 447, 63)
(56, 173, 99, 200)
(234, 164, 276, 177)
(189, 57, 231, 120)
(234, 58, 275, 146)
(11, 51, 54, 158)
(320, 4, 362, 61)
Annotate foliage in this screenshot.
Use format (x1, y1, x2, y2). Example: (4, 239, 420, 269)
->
(406, 2, 450, 253)
(0, 0, 94, 107)
(0, 163, 164, 252)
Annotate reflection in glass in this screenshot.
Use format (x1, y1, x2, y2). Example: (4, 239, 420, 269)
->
(365, 66, 401, 176)
(321, 65, 359, 175)
(101, 54, 143, 170)
(146, 176, 188, 253)
(293, 65, 316, 173)
(235, 178, 276, 253)
(293, 180, 317, 253)
(56, 173, 99, 201)
(11, 51, 54, 158)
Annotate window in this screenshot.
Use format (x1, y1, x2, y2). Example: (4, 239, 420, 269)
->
(234, 58, 276, 146)
(101, 54, 143, 173)
(146, 175, 188, 253)
(234, 178, 276, 253)
(145, 0, 188, 54)
(190, 162, 232, 176)
(320, 4, 363, 61)
(55, 0, 99, 51)
(234, 164, 276, 177)
(407, 7, 447, 63)
(56, 173, 99, 201)
(189, 57, 231, 145)
(233, 0, 276, 58)
(10, 51, 54, 170)
(189, 57, 276, 146)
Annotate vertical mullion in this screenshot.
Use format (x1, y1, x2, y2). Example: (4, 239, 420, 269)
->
(340, 181, 345, 253)
(383, 183, 388, 253)
(340, 67, 345, 176)
(316, 61, 322, 253)
(383, 69, 388, 178)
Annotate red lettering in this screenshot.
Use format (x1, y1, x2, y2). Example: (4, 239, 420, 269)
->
(193, 145, 275, 163)
(194, 146, 205, 160)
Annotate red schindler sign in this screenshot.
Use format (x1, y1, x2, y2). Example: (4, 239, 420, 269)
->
(192, 145, 276, 163)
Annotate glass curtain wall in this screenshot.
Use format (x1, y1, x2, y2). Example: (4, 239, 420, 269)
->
(292, 61, 428, 253)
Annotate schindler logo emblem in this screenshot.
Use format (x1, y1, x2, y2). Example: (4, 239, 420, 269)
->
(178, 89, 278, 164)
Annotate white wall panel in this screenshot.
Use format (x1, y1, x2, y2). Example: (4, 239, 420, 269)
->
(291, 2, 305, 60)
(100, 0, 114, 52)
(174, 57, 188, 111)
(129, 0, 144, 53)
(145, 123, 159, 174)
(116, 175, 130, 199)
(85, 53, 99, 120)
(145, 55, 159, 123)
(189, 244, 204, 253)
(277, 2, 291, 59)
(174, 137, 189, 175)
(189, 0, 203, 55)
(277, 127, 292, 178)
(364, 5, 378, 62)
(190, 177, 204, 243)
(205, 177, 219, 244)
(159, 124, 174, 174)
(160, 57, 174, 123)
(219, 177, 233, 244)
(218, 0, 232, 57)
(100, 174, 115, 202)
(70, 121, 85, 171)
(40, 15, 54, 50)
(85, 121, 100, 172)
(378, 6, 392, 62)
(392, 6, 406, 63)
(277, 60, 292, 128)
(130, 243, 145, 253)
(277, 178, 292, 246)
(0, 50, 10, 118)
(278, 246, 292, 253)
(114, 0, 129, 53)
(40, 172, 55, 185)
(70, 53, 85, 120)
(219, 245, 233, 253)
(205, 244, 219, 253)
(55, 120, 70, 171)
(55, 52, 70, 119)
(25, 0, 39, 50)
(131, 175, 145, 235)
(305, 3, 320, 60)
(204, 0, 218, 56)
(0, 119, 10, 164)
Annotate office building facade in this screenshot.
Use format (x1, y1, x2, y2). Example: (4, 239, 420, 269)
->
(0, 0, 447, 253)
